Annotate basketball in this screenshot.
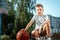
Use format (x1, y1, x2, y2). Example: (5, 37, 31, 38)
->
(16, 29, 30, 40)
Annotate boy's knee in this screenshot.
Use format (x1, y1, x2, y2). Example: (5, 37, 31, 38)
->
(35, 31, 39, 37)
(31, 30, 35, 34)
(31, 30, 35, 36)
(44, 23, 47, 27)
(31, 30, 39, 37)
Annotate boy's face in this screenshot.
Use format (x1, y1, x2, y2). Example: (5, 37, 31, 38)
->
(36, 6, 44, 15)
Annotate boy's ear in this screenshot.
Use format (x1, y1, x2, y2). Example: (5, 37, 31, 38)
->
(43, 9, 44, 12)
(43, 8, 44, 12)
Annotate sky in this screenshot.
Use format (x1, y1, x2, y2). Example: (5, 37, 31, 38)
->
(36, 0, 60, 17)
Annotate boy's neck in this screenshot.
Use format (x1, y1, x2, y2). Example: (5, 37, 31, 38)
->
(37, 13, 44, 16)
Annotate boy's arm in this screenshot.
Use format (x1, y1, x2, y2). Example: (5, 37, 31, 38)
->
(39, 17, 50, 33)
(41, 18, 51, 37)
(25, 20, 34, 31)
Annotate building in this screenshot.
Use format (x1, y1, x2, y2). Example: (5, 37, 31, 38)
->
(0, 0, 8, 37)
(0, 0, 7, 8)
(24, 0, 36, 14)
(30, 0, 36, 14)
(48, 15, 60, 34)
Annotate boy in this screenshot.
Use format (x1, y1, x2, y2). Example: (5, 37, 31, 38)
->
(25, 4, 51, 40)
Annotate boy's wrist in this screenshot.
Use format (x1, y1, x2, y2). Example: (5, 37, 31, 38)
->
(25, 28, 28, 31)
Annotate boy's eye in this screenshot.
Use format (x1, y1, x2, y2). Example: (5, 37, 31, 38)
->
(37, 9, 42, 11)
(37, 9, 39, 11)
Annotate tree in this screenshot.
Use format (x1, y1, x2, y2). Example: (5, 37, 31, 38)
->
(2, 0, 35, 39)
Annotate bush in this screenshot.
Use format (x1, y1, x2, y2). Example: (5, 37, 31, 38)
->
(1, 34, 10, 40)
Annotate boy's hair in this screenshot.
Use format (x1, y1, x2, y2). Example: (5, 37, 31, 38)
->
(36, 4, 43, 8)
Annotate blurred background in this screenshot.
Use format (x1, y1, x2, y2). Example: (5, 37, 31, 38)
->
(0, 0, 60, 40)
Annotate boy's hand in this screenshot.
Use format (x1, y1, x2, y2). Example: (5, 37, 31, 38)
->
(21, 29, 25, 31)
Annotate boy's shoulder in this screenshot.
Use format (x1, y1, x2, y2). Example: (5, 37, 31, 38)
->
(33, 15, 38, 17)
(44, 14, 49, 17)
(33, 14, 49, 18)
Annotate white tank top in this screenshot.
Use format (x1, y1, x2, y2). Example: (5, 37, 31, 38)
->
(31, 15, 49, 30)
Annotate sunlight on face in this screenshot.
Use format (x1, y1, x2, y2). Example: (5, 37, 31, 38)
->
(36, 6, 44, 15)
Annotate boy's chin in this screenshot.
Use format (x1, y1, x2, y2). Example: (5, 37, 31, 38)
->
(37, 14, 41, 16)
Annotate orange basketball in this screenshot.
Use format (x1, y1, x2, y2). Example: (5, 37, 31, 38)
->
(16, 29, 30, 40)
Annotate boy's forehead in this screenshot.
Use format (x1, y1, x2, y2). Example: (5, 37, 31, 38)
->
(36, 6, 43, 9)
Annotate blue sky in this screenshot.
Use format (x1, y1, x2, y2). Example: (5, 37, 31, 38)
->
(36, 0, 60, 17)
